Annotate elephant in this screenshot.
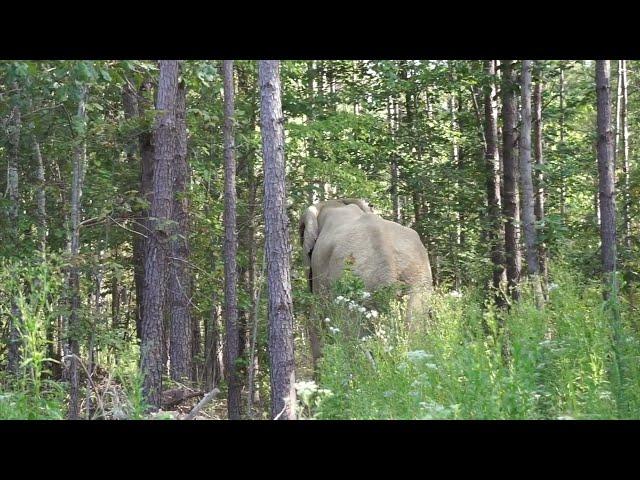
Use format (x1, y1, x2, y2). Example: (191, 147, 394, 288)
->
(299, 198, 433, 371)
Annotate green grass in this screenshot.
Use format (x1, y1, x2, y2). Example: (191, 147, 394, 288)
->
(312, 266, 640, 419)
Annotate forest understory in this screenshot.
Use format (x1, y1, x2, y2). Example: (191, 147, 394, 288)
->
(0, 59, 638, 420)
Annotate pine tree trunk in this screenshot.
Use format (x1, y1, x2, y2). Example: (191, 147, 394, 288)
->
(141, 60, 179, 410)
(223, 60, 242, 419)
(259, 60, 297, 420)
(483, 60, 506, 307)
(595, 60, 617, 297)
(129, 78, 155, 342)
(501, 60, 521, 302)
(518, 60, 543, 308)
(66, 83, 88, 419)
(168, 76, 193, 383)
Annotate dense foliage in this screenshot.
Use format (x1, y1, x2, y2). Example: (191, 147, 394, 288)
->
(0, 60, 637, 419)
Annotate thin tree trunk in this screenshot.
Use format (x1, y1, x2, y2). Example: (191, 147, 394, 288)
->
(620, 60, 631, 249)
(66, 83, 88, 419)
(559, 66, 566, 219)
(223, 60, 241, 419)
(6, 102, 22, 376)
(483, 60, 506, 307)
(501, 60, 521, 302)
(449, 91, 462, 290)
(596, 60, 617, 298)
(169, 76, 193, 383)
(387, 98, 399, 223)
(259, 60, 297, 420)
(141, 60, 179, 410)
(532, 62, 549, 295)
(519, 60, 543, 308)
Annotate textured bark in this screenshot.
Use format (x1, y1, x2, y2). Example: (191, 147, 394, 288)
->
(6, 104, 22, 376)
(259, 60, 297, 420)
(619, 61, 631, 249)
(236, 63, 259, 411)
(66, 84, 88, 419)
(126, 78, 155, 342)
(518, 60, 543, 307)
(483, 60, 506, 306)
(532, 63, 548, 291)
(141, 60, 179, 410)
(501, 60, 521, 301)
(121, 81, 143, 340)
(223, 60, 241, 419)
(595, 60, 617, 289)
(169, 77, 193, 383)
(30, 138, 47, 253)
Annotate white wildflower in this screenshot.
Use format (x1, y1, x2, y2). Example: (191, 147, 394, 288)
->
(557, 415, 574, 420)
(324, 317, 331, 324)
(334, 295, 345, 304)
(348, 301, 359, 311)
(369, 310, 379, 318)
(361, 291, 371, 299)
(406, 350, 434, 363)
(449, 290, 463, 298)
(358, 306, 366, 313)
(329, 326, 340, 334)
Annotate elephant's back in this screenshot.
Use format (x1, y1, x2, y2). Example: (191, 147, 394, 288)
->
(315, 214, 430, 291)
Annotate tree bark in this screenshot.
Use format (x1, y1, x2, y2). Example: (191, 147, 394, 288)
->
(259, 60, 297, 420)
(223, 60, 242, 419)
(595, 60, 617, 296)
(65, 83, 88, 419)
(619, 60, 631, 249)
(518, 60, 543, 307)
(532, 62, 548, 293)
(169, 76, 193, 383)
(501, 60, 521, 302)
(483, 60, 506, 307)
(6, 103, 22, 376)
(141, 60, 179, 410)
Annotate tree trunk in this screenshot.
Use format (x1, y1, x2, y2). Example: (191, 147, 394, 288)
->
(483, 60, 506, 307)
(259, 60, 297, 420)
(387, 98, 399, 223)
(620, 60, 631, 249)
(6, 102, 22, 376)
(168, 76, 193, 383)
(595, 60, 617, 297)
(518, 60, 543, 308)
(501, 60, 521, 302)
(66, 83, 88, 419)
(128, 78, 155, 342)
(223, 60, 242, 419)
(141, 60, 179, 410)
(559, 67, 566, 219)
(532, 62, 549, 294)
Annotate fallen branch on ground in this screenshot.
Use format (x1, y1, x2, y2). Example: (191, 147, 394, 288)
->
(185, 388, 220, 420)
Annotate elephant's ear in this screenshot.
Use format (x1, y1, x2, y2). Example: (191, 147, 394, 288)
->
(299, 205, 320, 267)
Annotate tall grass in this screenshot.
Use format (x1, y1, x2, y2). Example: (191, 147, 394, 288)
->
(312, 265, 640, 419)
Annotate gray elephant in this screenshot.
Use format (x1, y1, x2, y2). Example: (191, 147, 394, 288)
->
(299, 198, 433, 369)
